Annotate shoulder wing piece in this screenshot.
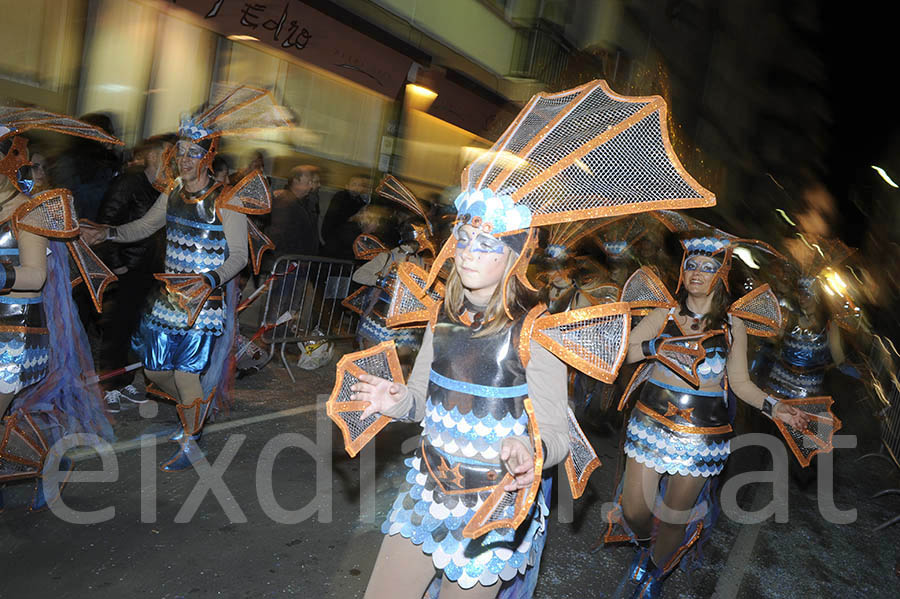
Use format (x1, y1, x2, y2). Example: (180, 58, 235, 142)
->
(621, 266, 675, 310)
(68, 238, 117, 312)
(218, 169, 272, 215)
(530, 302, 631, 384)
(13, 188, 79, 238)
(353, 234, 389, 260)
(153, 273, 213, 327)
(247, 218, 274, 275)
(729, 284, 782, 337)
(564, 407, 602, 499)
(463, 397, 544, 538)
(326, 341, 404, 458)
(386, 262, 445, 328)
(771, 396, 842, 467)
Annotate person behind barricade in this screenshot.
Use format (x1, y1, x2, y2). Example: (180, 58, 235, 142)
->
(82, 86, 289, 472)
(322, 173, 373, 259)
(1, 109, 119, 511)
(335, 80, 722, 599)
(95, 133, 175, 411)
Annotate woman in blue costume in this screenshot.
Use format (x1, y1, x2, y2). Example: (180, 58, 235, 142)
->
(350, 213, 570, 599)
(1, 111, 118, 511)
(609, 235, 811, 598)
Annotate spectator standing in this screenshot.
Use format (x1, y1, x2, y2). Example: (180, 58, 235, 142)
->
(322, 174, 372, 259)
(95, 134, 174, 409)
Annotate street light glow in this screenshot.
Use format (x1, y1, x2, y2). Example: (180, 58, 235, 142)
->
(871, 165, 899, 188)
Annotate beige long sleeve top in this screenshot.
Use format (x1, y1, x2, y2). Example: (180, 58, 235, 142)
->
(109, 190, 248, 285)
(381, 322, 571, 467)
(626, 307, 769, 409)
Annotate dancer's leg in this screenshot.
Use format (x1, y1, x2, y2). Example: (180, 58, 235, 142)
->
(621, 457, 662, 539)
(364, 534, 439, 599)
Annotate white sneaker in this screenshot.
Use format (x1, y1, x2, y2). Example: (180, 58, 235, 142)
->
(104, 390, 122, 413)
(119, 384, 147, 404)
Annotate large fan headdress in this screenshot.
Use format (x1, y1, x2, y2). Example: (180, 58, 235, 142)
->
(173, 84, 292, 176)
(374, 175, 436, 255)
(424, 79, 716, 314)
(1, 108, 122, 193)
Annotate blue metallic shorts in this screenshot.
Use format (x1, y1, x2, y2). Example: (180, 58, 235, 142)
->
(132, 316, 214, 373)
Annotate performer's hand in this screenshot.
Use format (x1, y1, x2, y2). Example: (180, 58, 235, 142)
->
(500, 438, 535, 492)
(80, 221, 109, 246)
(775, 401, 811, 430)
(352, 373, 406, 420)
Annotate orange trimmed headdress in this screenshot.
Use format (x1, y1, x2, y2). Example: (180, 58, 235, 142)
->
(423, 79, 716, 316)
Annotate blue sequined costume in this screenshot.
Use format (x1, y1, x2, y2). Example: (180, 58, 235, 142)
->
(0, 219, 49, 394)
(132, 179, 227, 373)
(623, 309, 733, 478)
(764, 319, 831, 398)
(382, 307, 548, 590)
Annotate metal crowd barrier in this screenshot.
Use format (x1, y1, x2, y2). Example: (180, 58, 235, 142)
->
(258, 254, 359, 382)
(858, 335, 900, 530)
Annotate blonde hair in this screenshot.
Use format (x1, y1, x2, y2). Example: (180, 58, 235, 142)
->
(443, 250, 537, 337)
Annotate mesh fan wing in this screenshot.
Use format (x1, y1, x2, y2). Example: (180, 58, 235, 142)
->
(353, 234, 389, 260)
(385, 262, 444, 327)
(326, 341, 404, 457)
(618, 362, 654, 411)
(621, 266, 676, 309)
(729, 285, 782, 337)
(195, 85, 292, 137)
(218, 170, 272, 215)
(461, 81, 714, 226)
(564, 408, 601, 499)
(655, 334, 710, 386)
(772, 397, 842, 467)
(531, 303, 631, 384)
(0, 108, 122, 144)
(0, 412, 47, 481)
(13, 189, 79, 238)
(67, 238, 117, 313)
(376, 175, 433, 233)
(247, 218, 274, 275)
(546, 219, 606, 251)
(341, 286, 371, 316)
(463, 397, 544, 539)
(153, 273, 213, 327)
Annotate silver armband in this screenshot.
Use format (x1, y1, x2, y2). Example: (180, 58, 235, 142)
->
(761, 395, 779, 420)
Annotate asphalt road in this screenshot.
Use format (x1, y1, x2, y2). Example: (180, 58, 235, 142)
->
(2, 343, 898, 598)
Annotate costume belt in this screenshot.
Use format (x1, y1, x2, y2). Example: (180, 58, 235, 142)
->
(421, 442, 504, 495)
(0, 296, 46, 331)
(637, 380, 732, 435)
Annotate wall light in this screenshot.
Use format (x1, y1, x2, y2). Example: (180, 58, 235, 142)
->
(227, 34, 260, 42)
(405, 83, 438, 111)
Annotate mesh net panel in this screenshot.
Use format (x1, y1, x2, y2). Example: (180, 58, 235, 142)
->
(514, 114, 703, 216)
(567, 411, 598, 479)
(781, 400, 837, 462)
(353, 235, 387, 259)
(408, 271, 443, 302)
(352, 352, 394, 381)
(0, 416, 43, 477)
(69, 239, 114, 302)
(485, 491, 518, 523)
(377, 176, 430, 226)
(0, 109, 120, 144)
(223, 172, 270, 213)
(541, 313, 626, 371)
(18, 190, 77, 234)
(345, 288, 370, 313)
(622, 268, 672, 305)
(198, 86, 291, 135)
(733, 288, 781, 334)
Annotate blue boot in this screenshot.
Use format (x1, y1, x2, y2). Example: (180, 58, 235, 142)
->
(159, 391, 214, 472)
(160, 434, 205, 472)
(30, 457, 74, 512)
(627, 546, 652, 584)
(630, 566, 665, 599)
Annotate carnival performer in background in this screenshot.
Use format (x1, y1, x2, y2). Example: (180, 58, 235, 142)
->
(605, 225, 839, 598)
(82, 85, 289, 471)
(1, 109, 119, 511)
(346, 176, 435, 366)
(328, 80, 718, 598)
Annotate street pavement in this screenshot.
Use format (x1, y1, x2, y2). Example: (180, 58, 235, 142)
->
(1, 340, 898, 598)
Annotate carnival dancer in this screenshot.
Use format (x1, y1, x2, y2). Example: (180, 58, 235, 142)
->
(1, 108, 120, 511)
(347, 176, 436, 365)
(327, 80, 719, 598)
(605, 225, 840, 598)
(82, 85, 290, 471)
